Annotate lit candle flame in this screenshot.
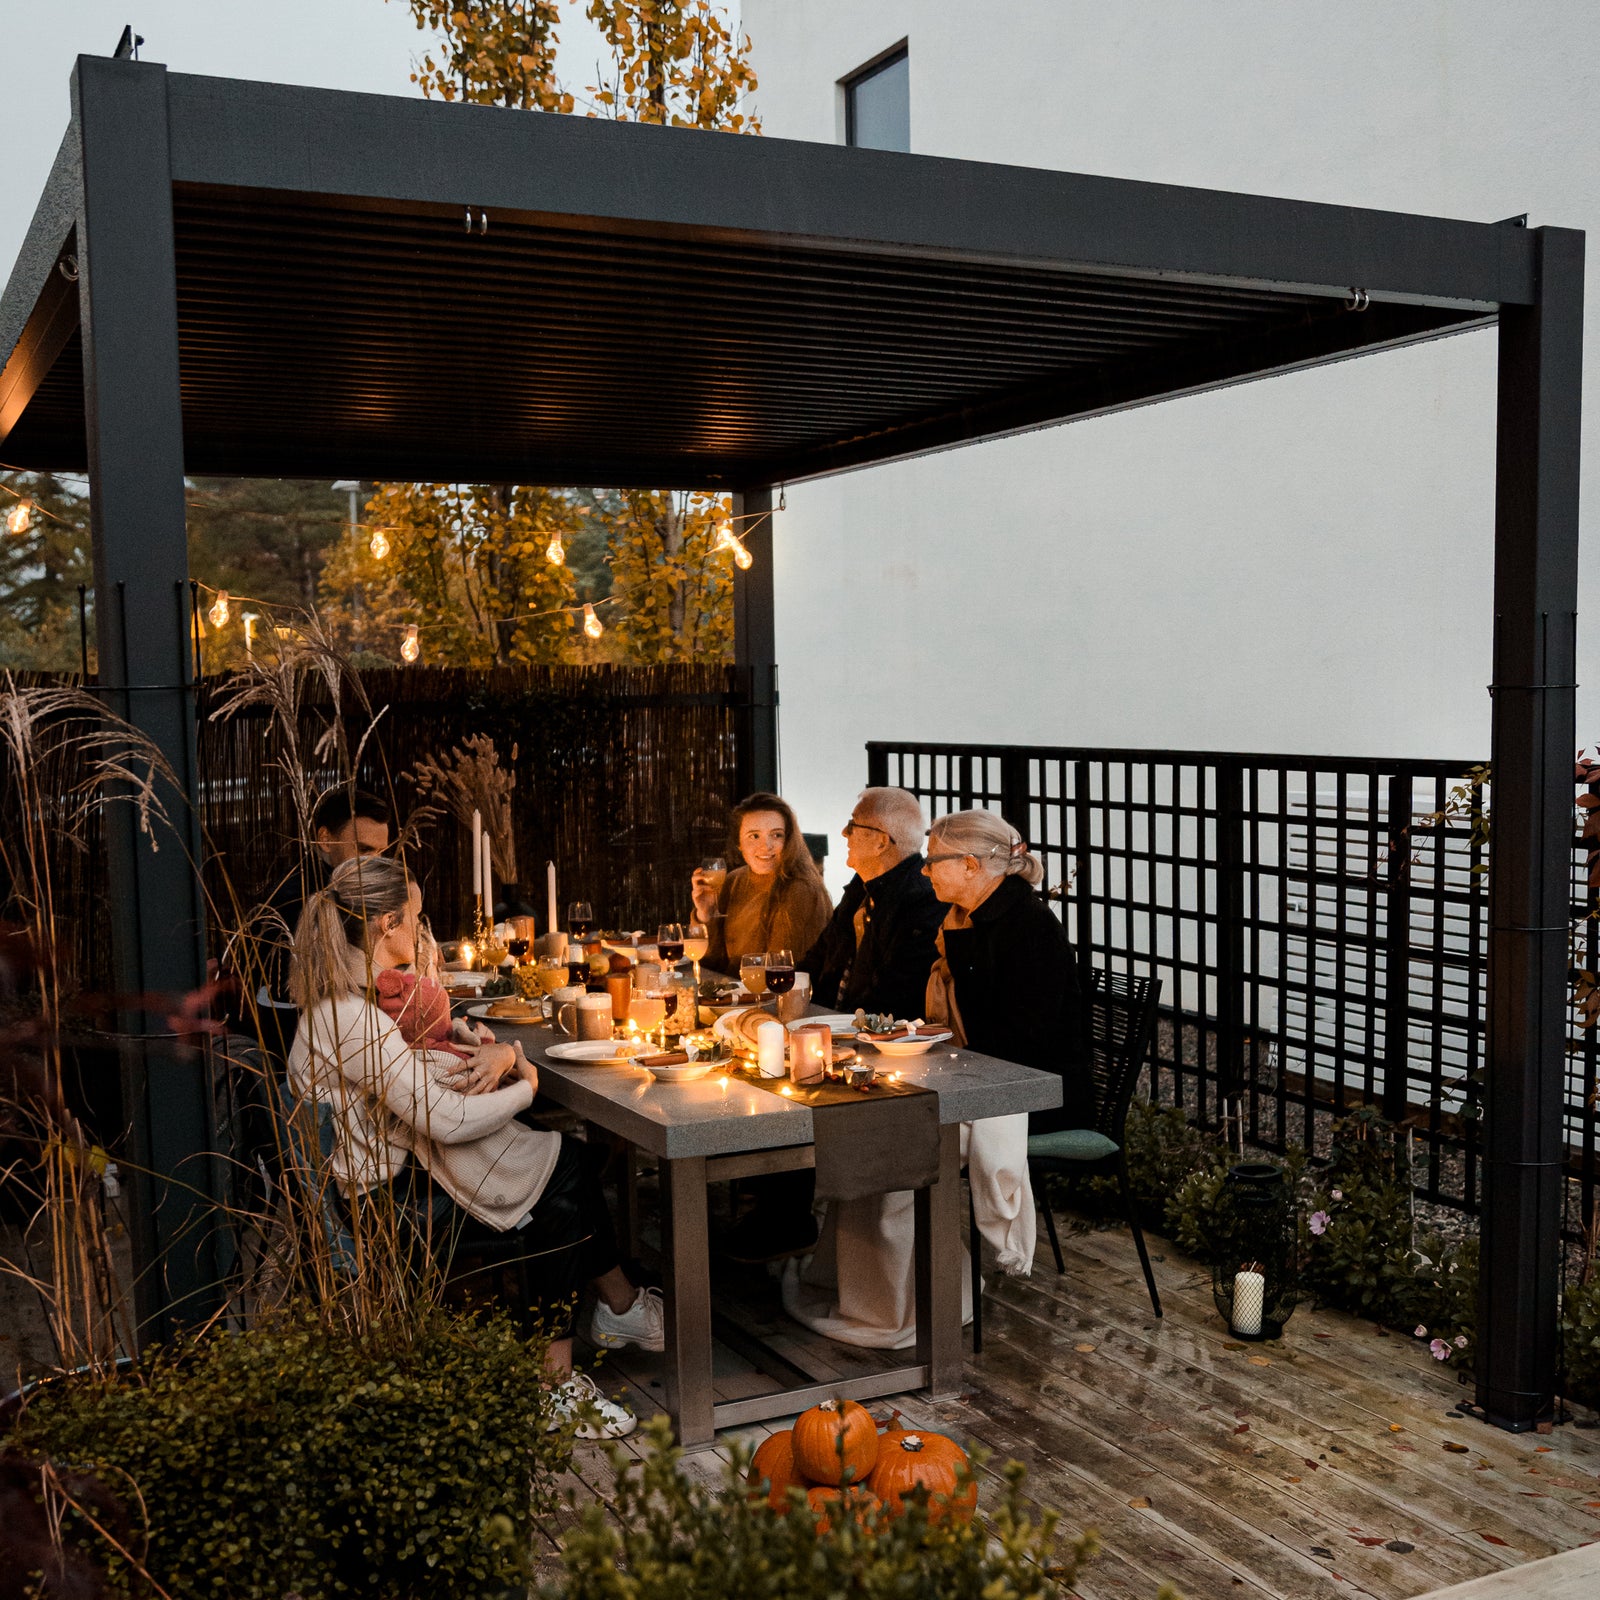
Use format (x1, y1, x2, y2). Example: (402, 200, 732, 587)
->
(460, 941, 475, 968)
(780, 1084, 793, 1096)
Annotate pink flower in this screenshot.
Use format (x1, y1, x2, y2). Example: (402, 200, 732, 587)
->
(1454, 1335, 1468, 1349)
(1429, 1339, 1451, 1361)
(1330, 1189, 1344, 1201)
(1414, 1325, 1428, 1338)
(1309, 1210, 1330, 1236)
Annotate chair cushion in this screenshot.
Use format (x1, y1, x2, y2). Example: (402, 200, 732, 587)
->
(1028, 1128, 1120, 1163)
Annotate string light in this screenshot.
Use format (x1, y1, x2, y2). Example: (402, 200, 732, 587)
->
(716, 519, 753, 570)
(208, 589, 230, 628)
(369, 527, 391, 560)
(545, 534, 565, 565)
(582, 603, 603, 640)
(7, 500, 32, 535)
(401, 623, 420, 662)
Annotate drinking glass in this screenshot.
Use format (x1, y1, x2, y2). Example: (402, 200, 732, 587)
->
(699, 856, 727, 902)
(764, 948, 796, 998)
(629, 994, 666, 1044)
(683, 921, 709, 990)
(657, 922, 685, 964)
(740, 951, 768, 1005)
(507, 937, 529, 964)
(533, 954, 568, 1018)
(567, 900, 595, 942)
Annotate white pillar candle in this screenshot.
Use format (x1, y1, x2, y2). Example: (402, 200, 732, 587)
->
(756, 1019, 786, 1078)
(471, 809, 482, 897)
(1232, 1268, 1266, 1337)
(546, 859, 558, 939)
(482, 831, 494, 920)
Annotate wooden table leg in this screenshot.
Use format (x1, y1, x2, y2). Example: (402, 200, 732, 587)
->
(914, 1122, 964, 1401)
(660, 1153, 714, 1448)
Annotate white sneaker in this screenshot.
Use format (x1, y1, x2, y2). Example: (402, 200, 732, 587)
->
(549, 1372, 637, 1440)
(589, 1285, 665, 1353)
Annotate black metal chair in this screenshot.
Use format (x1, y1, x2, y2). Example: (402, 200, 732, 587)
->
(969, 968, 1163, 1351)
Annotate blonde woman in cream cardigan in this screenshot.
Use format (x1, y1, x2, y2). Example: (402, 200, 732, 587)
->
(287, 854, 658, 1437)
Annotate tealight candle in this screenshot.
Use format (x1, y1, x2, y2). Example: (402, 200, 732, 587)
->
(780, 1084, 793, 1097)
(1232, 1267, 1266, 1338)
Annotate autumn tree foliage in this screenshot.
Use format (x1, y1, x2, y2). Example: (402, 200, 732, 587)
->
(341, 0, 758, 667)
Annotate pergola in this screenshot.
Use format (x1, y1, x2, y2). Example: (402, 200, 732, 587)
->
(0, 52, 1581, 1432)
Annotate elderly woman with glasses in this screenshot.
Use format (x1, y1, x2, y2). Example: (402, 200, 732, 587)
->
(922, 809, 1090, 1132)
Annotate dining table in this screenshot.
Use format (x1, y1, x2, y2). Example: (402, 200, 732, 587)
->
(483, 1003, 1063, 1449)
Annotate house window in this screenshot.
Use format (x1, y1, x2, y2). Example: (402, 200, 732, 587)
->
(843, 45, 909, 153)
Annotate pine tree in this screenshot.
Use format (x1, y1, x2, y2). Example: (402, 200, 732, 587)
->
(0, 472, 94, 672)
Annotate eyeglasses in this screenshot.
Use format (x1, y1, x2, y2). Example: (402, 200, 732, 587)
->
(923, 851, 973, 867)
(842, 819, 888, 837)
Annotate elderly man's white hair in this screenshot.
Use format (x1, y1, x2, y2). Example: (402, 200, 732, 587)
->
(855, 786, 926, 854)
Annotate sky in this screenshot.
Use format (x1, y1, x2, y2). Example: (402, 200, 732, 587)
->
(0, 0, 617, 277)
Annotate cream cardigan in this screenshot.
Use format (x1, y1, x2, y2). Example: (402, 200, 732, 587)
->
(288, 993, 560, 1231)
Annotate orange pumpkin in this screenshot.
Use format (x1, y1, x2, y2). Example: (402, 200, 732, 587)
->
(867, 1430, 978, 1524)
(792, 1398, 880, 1486)
(807, 1483, 881, 1535)
(748, 1430, 806, 1510)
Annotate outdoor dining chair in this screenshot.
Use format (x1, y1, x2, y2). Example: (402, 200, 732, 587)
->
(968, 968, 1164, 1352)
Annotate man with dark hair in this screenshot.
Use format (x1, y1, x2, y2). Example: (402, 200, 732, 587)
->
(310, 788, 392, 865)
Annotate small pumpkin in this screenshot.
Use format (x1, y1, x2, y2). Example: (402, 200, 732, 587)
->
(867, 1430, 977, 1524)
(807, 1483, 881, 1535)
(748, 1429, 806, 1510)
(792, 1397, 880, 1486)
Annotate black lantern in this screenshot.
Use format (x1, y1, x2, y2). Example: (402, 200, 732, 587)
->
(1209, 1161, 1298, 1340)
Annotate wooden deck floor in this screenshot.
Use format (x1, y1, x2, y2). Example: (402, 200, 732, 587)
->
(562, 1215, 1600, 1600)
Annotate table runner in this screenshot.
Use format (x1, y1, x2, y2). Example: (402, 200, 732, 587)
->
(732, 1064, 940, 1201)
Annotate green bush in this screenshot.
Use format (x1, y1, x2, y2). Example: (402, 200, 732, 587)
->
(10, 1310, 569, 1599)
(1562, 1272, 1600, 1404)
(541, 1416, 1097, 1600)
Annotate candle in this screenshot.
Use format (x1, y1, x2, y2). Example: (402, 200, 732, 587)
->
(756, 1019, 786, 1078)
(546, 859, 558, 939)
(482, 831, 494, 921)
(1232, 1268, 1266, 1337)
(791, 1026, 828, 1085)
(471, 809, 483, 897)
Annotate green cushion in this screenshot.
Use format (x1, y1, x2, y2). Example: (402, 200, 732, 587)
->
(1028, 1129, 1119, 1163)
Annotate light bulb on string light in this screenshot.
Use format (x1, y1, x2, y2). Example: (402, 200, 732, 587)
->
(400, 623, 420, 663)
(716, 520, 753, 570)
(7, 500, 32, 536)
(369, 527, 390, 560)
(208, 589, 230, 628)
(546, 534, 565, 565)
(582, 603, 603, 640)
(732, 539, 753, 570)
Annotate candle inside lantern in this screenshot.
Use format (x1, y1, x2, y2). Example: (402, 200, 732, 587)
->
(471, 809, 483, 898)
(1232, 1266, 1266, 1338)
(546, 859, 558, 940)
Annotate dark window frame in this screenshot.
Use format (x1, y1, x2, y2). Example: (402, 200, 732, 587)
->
(842, 41, 909, 150)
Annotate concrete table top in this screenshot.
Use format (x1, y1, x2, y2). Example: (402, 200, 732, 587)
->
(487, 1016, 1063, 1160)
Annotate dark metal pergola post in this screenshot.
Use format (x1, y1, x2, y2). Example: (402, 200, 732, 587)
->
(732, 486, 778, 794)
(74, 57, 220, 1343)
(1479, 225, 1585, 1430)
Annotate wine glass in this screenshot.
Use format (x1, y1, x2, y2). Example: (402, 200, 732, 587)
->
(657, 922, 685, 964)
(740, 951, 768, 1007)
(629, 993, 667, 1046)
(683, 920, 709, 991)
(765, 948, 796, 1004)
(567, 900, 595, 942)
(507, 937, 529, 964)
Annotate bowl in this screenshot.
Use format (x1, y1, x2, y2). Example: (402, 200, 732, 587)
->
(646, 1061, 714, 1084)
(858, 1029, 953, 1057)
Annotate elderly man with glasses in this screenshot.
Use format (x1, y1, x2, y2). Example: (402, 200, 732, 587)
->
(724, 787, 943, 1265)
(801, 787, 946, 1024)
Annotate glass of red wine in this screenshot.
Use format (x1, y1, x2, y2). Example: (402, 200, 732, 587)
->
(657, 922, 685, 964)
(764, 948, 796, 998)
(507, 937, 529, 963)
(567, 901, 595, 942)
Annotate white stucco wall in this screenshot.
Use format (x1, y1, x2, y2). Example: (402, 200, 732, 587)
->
(741, 0, 1600, 895)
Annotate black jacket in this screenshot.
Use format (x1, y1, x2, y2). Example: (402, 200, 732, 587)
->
(940, 874, 1091, 1134)
(802, 852, 944, 1024)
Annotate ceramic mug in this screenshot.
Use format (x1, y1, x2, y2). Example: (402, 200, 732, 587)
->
(552, 984, 587, 1036)
(560, 992, 614, 1043)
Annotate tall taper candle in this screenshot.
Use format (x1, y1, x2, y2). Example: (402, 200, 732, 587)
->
(482, 831, 494, 922)
(471, 808, 483, 897)
(546, 859, 558, 939)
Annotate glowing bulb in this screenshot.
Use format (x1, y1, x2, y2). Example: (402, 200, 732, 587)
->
(207, 589, 230, 628)
(716, 519, 753, 569)
(582, 603, 602, 640)
(733, 540, 753, 570)
(6, 500, 32, 535)
(546, 535, 565, 565)
(400, 623, 420, 663)
(369, 528, 390, 560)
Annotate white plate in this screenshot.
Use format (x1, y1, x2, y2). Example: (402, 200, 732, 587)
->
(467, 1002, 544, 1023)
(786, 1014, 858, 1036)
(858, 1030, 953, 1057)
(440, 972, 486, 991)
(646, 1061, 713, 1084)
(545, 1039, 649, 1065)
